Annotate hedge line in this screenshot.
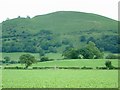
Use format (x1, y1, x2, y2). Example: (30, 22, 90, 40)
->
(3, 66, 120, 70)
(4, 66, 24, 69)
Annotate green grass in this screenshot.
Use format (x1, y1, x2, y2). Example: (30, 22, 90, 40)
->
(1, 52, 40, 61)
(1, 52, 116, 61)
(2, 52, 118, 68)
(3, 59, 118, 69)
(3, 11, 117, 34)
(2, 69, 118, 88)
(1, 52, 63, 61)
(33, 59, 118, 68)
(1, 52, 118, 88)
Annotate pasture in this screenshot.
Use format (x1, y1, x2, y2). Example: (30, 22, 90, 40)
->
(1, 52, 119, 88)
(4, 59, 118, 69)
(1, 52, 63, 61)
(2, 70, 118, 88)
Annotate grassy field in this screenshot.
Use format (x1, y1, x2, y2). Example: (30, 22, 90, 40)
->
(2, 69, 118, 88)
(1, 52, 119, 88)
(3, 59, 118, 69)
(1, 52, 63, 61)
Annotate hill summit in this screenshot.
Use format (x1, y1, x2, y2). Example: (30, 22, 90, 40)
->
(2, 11, 118, 53)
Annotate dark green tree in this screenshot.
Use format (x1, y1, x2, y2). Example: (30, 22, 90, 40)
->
(4, 56, 10, 63)
(79, 48, 94, 59)
(105, 60, 113, 69)
(19, 54, 37, 69)
(79, 41, 103, 59)
(40, 56, 49, 62)
(62, 48, 79, 59)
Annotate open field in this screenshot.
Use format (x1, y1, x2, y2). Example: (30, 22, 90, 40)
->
(2, 69, 118, 88)
(1, 52, 117, 61)
(1, 52, 119, 88)
(3, 59, 118, 69)
(1, 52, 63, 61)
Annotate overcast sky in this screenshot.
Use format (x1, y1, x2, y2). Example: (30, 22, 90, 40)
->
(0, 0, 119, 22)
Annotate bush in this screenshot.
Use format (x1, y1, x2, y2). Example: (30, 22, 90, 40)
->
(81, 66, 93, 69)
(40, 56, 50, 62)
(10, 60, 18, 64)
(62, 48, 79, 59)
(114, 67, 120, 70)
(4, 66, 24, 69)
(32, 67, 81, 69)
(33, 67, 54, 69)
(105, 60, 114, 69)
(58, 67, 80, 69)
(96, 67, 107, 69)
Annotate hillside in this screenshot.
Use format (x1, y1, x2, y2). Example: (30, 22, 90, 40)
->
(1, 11, 119, 53)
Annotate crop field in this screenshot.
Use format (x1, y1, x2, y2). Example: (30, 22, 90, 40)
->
(2, 69, 118, 88)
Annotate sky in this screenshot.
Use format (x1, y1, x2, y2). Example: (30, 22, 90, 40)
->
(0, 0, 119, 22)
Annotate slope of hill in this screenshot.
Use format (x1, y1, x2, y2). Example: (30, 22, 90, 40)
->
(1, 11, 119, 53)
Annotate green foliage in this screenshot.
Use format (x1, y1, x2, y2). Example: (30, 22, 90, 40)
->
(79, 41, 103, 59)
(79, 48, 94, 59)
(86, 41, 103, 59)
(62, 42, 103, 59)
(105, 60, 114, 69)
(40, 56, 50, 62)
(80, 36, 86, 42)
(62, 48, 79, 59)
(4, 56, 10, 63)
(95, 35, 119, 53)
(2, 11, 118, 53)
(19, 54, 37, 69)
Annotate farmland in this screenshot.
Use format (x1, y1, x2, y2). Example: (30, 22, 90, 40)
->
(1, 53, 119, 88)
(2, 70, 118, 88)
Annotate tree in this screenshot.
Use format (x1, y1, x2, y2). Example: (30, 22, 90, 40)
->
(19, 54, 37, 69)
(105, 60, 113, 69)
(86, 41, 103, 59)
(26, 16, 30, 19)
(62, 48, 79, 59)
(4, 56, 10, 63)
(79, 48, 94, 59)
(80, 36, 86, 42)
(79, 41, 103, 59)
(38, 48, 45, 61)
(40, 56, 49, 62)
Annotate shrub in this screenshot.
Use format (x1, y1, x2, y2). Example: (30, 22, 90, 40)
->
(40, 56, 50, 62)
(114, 67, 120, 70)
(105, 60, 114, 69)
(4, 66, 24, 69)
(81, 66, 93, 69)
(58, 67, 80, 69)
(32, 67, 54, 69)
(96, 67, 107, 69)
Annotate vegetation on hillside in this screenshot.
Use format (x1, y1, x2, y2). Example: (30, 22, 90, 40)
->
(1, 11, 119, 54)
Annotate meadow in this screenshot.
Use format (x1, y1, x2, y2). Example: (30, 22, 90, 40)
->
(1, 52, 119, 88)
(2, 70, 118, 88)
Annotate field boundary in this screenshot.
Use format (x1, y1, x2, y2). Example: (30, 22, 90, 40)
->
(2, 66, 120, 70)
